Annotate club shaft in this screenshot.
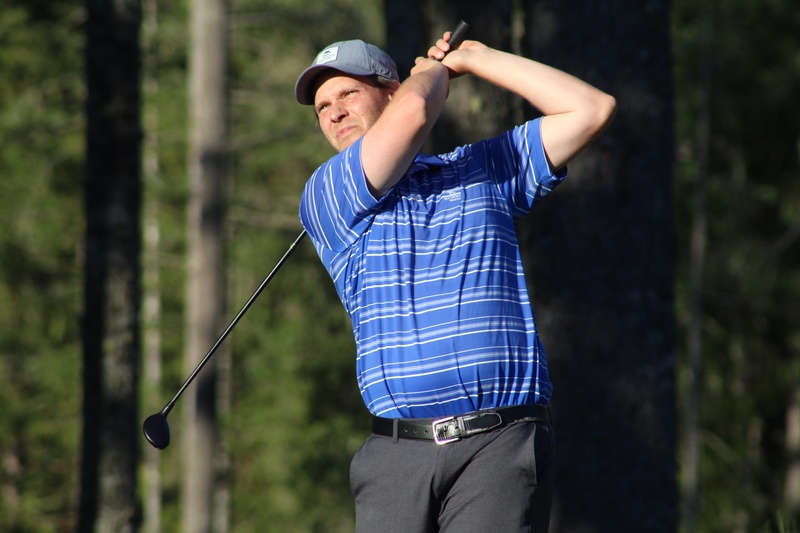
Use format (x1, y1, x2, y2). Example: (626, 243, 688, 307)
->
(160, 229, 307, 416)
(153, 20, 469, 422)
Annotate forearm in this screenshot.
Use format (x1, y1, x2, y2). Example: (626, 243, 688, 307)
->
(464, 48, 604, 114)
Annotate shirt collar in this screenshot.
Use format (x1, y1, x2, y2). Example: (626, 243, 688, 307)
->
(409, 152, 448, 173)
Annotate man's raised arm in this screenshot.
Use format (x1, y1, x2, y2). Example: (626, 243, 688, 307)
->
(431, 37, 617, 171)
(360, 59, 450, 198)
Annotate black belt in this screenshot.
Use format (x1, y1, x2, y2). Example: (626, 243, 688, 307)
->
(372, 404, 551, 445)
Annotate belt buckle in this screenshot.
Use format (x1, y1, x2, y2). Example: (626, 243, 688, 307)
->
(432, 416, 461, 445)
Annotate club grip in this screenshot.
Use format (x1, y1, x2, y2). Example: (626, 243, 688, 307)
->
(448, 21, 470, 50)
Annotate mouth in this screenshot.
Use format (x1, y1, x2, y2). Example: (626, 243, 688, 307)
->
(336, 124, 359, 139)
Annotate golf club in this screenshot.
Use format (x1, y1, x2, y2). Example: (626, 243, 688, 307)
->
(143, 229, 307, 449)
(143, 20, 469, 450)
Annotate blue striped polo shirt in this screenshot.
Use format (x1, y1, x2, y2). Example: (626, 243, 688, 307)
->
(299, 118, 566, 418)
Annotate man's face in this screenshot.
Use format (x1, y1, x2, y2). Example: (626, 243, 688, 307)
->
(313, 72, 395, 152)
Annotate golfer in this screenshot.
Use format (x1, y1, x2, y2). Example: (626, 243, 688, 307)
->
(295, 29, 616, 533)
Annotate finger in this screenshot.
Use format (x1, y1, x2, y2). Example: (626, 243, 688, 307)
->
(427, 43, 447, 61)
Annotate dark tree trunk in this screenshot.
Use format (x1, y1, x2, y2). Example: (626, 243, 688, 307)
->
(520, 2, 678, 531)
(80, 0, 143, 531)
(425, 0, 517, 149)
(397, 3, 677, 531)
(384, 0, 423, 81)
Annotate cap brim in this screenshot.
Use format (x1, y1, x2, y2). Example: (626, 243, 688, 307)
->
(294, 64, 375, 105)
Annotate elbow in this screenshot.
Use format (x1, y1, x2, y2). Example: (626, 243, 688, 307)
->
(594, 92, 617, 133)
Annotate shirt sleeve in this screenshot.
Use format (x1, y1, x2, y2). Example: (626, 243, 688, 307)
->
(298, 137, 382, 252)
(482, 117, 568, 215)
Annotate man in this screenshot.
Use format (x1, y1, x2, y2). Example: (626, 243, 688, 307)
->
(295, 30, 615, 533)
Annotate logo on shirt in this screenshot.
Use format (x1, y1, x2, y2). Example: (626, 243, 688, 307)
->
(444, 189, 462, 202)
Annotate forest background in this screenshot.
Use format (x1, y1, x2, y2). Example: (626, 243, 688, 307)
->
(0, 0, 798, 532)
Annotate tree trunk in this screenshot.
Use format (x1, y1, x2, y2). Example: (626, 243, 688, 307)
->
(80, 0, 143, 531)
(682, 7, 713, 533)
(417, 2, 677, 530)
(143, 212, 162, 533)
(384, 0, 422, 81)
(425, 0, 517, 149)
(142, 0, 162, 530)
(786, 381, 800, 520)
(519, 2, 678, 531)
(182, 0, 229, 531)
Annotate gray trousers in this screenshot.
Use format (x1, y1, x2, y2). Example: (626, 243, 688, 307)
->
(350, 420, 555, 533)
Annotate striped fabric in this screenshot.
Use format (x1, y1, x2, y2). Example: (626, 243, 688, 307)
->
(299, 118, 566, 418)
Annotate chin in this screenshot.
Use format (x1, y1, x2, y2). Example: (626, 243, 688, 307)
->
(334, 136, 358, 152)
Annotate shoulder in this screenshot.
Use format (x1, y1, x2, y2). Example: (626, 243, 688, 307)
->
(309, 139, 364, 184)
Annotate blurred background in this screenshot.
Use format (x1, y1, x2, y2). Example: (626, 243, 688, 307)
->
(0, 0, 797, 532)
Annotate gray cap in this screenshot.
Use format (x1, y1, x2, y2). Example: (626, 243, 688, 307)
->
(294, 40, 399, 105)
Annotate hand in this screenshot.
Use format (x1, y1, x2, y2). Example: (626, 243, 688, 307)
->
(409, 55, 447, 77)
(421, 32, 486, 78)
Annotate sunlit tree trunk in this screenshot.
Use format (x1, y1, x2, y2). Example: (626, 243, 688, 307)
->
(142, 0, 162, 529)
(80, 0, 143, 531)
(182, 0, 230, 530)
(143, 209, 162, 533)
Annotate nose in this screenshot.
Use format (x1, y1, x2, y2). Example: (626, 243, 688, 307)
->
(329, 102, 347, 122)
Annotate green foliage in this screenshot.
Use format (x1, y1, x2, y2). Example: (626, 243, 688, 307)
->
(0, 2, 84, 532)
(673, 0, 800, 530)
(2, 0, 797, 530)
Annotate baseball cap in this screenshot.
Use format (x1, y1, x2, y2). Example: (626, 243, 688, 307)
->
(294, 40, 399, 105)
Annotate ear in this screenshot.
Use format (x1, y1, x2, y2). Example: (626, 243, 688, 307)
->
(386, 80, 401, 100)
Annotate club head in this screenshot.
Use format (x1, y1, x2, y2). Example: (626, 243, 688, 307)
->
(143, 413, 170, 450)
